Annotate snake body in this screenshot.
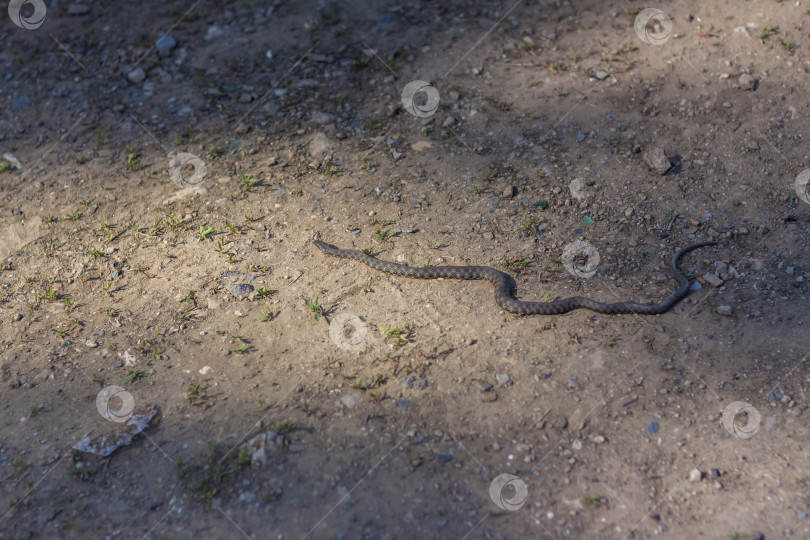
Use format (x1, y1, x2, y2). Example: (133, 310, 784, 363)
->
(313, 239, 716, 315)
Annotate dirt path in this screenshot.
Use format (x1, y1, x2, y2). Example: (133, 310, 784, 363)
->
(1, 1, 809, 538)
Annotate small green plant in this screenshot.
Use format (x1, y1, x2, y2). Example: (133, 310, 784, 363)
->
(126, 146, 141, 171)
(269, 420, 297, 435)
(237, 448, 251, 469)
(198, 225, 213, 240)
(124, 369, 148, 384)
(306, 297, 325, 321)
(72, 465, 98, 481)
(525, 216, 542, 233)
(759, 25, 773, 40)
(500, 256, 531, 269)
(174, 458, 190, 478)
(238, 171, 258, 190)
(379, 324, 413, 347)
(89, 248, 101, 260)
(259, 307, 276, 322)
(11, 453, 26, 470)
(256, 287, 275, 300)
(779, 38, 795, 54)
(187, 383, 208, 405)
(584, 494, 605, 508)
(66, 210, 80, 221)
(38, 286, 57, 303)
(374, 227, 396, 242)
(97, 127, 109, 147)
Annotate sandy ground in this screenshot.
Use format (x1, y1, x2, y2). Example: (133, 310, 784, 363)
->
(1, 0, 809, 538)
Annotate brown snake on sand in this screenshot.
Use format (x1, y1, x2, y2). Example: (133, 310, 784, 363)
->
(313, 238, 716, 315)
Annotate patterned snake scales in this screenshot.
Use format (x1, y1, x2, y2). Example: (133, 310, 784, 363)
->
(314, 238, 716, 315)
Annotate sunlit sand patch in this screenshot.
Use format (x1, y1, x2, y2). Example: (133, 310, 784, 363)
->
(0, 216, 43, 262)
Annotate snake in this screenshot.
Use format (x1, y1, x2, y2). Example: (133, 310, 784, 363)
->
(313, 238, 716, 315)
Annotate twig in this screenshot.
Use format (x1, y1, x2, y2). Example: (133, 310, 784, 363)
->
(667, 212, 678, 232)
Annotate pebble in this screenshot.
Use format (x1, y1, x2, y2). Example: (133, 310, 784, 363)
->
(482, 232, 494, 241)
(568, 178, 586, 200)
(702, 273, 724, 288)
(502, 186, 517, 198)
(13, 313, 23, 322)
(716, 305, 732, 316)
(228, 283, 254, 299)
(12, 96, 31, 108)
(221, 348, 230, 356)
(339, 393, 361, 408)
(738, 73, 756, 91)
(156, 35, 177, 56)
(642, 146, 671, 175)
(495, 373, 510, 385)
(646, 421, 659, 434)
(554, 416, 568, 430)
(85, 340, 98, 348)
(127, 68, 146, 83)
(399, 374, 427, 390)
(689, 469, 702, 482)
